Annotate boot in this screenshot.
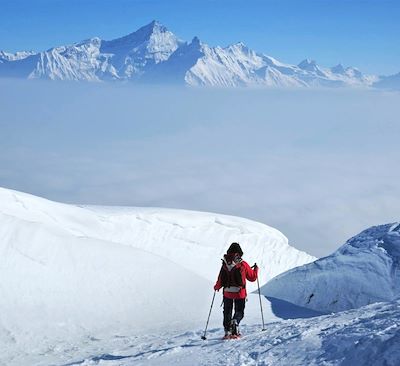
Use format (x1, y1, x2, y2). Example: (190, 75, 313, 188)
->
(223, 328, 231, 339)
(230, 319, 239, 336)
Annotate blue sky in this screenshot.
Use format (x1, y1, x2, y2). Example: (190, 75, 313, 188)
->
(0, 0, 399, 75)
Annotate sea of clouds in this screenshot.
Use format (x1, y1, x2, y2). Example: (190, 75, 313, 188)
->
(1, 79, 399, 256)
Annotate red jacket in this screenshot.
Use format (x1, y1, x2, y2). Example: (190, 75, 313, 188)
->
(214, 260, 258, 299)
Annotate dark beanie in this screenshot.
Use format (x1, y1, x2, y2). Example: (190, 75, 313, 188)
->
(227, 242, 243, 256)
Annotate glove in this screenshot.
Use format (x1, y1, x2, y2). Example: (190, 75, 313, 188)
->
(252, 263, 258, 271)
(214, 284, 220, 291)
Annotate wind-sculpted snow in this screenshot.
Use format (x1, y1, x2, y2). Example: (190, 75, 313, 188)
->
(0, 20, 390, 88)
(262, 223, 400, 313)
(0, 187, 314, 365)
(0, 187, 315, 285)
(0, 203, 211, 365)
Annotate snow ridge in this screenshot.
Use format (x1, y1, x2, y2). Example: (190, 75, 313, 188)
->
(0, 20, 392, 88)
(262, 222, 400, 313)
(0, 187, 314, 365)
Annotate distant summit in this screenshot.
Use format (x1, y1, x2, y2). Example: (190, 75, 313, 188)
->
(298, 59, 318, 71)
(373, 71, 400, 91)
(331, 63, 346, 74)
(0, 20, 395, 89)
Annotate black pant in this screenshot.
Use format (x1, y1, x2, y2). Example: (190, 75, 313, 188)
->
(223, 297, 246, 330)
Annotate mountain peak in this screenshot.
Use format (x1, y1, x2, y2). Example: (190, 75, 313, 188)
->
(345, 66, 363, 79)
(100, 19, 177, 55)
(191, 36, 201, 46)
(136, 20, 168, 36)
(112, 20, 169, 43)
(331, 63, 345, 74)
(298, 59, 317, 69)
(231, 41, 249, 50)
(234, 41, 246, 47)
(78, 37, 102, 47)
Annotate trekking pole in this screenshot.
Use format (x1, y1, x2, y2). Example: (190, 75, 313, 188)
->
(254, 264, 266, 331)
(201, 290, 216, 340)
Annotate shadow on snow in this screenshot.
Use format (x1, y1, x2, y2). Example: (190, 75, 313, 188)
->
(266, 296, 326, 319)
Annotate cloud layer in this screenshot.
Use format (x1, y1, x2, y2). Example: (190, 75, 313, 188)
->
(1, 79, 399, 257)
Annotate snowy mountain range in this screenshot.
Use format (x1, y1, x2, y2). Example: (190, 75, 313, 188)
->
(1, 20, 398, 89)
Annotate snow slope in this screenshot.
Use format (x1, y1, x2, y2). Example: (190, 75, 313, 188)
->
(262, 223, 400, 313)
(2, 187, 399, 365)
(54, 299, 400, 366)
(0, 187, 314, 365)
(0, 20, 387, 88)
(0, 194, 212, 364)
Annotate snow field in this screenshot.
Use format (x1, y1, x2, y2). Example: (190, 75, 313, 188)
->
(3, 186, 398, 365)
(0, 187, 314, 365)
(60, 299, 400, 366)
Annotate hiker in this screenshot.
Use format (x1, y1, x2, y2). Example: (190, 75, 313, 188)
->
(214, 242, 258, 338)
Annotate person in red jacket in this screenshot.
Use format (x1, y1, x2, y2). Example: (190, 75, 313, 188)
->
(214, 242, 258, 338)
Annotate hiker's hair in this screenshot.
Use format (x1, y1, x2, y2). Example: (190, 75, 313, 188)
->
(227, 242, 243, 256)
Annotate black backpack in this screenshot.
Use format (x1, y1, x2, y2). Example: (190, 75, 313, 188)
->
(219, 255, 244, 288)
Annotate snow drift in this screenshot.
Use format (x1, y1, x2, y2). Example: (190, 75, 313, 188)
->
(262, 223, 400, 313)
(0, 187, 314, 364)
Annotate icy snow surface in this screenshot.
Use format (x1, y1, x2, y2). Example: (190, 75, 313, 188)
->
(0, 187, 314, 365)
(262, 223, 400, 313)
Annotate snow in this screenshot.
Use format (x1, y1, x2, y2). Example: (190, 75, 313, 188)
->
(42, 299, 400, 366)
(0, 50, 36, 62)
(0, 20, 390, 89)
(1, 187, 399, 365)
(100, 20, 184, 79)
(262, 223, 400, 313)
(0, 187, 314, 365)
